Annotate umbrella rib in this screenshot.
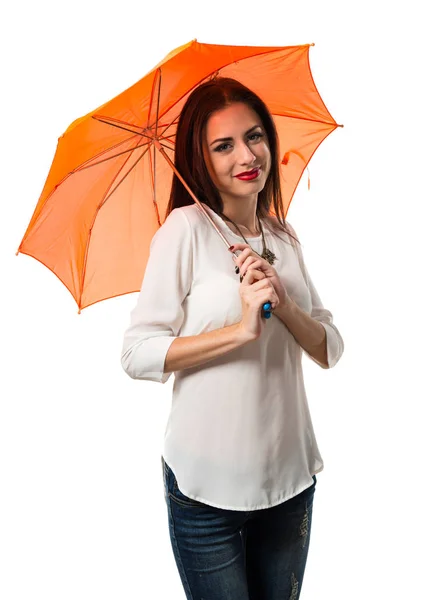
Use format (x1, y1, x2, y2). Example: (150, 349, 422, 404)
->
(147, 69, 161, 130)
(160, 131, 176, 141)
(78, 143, 150, 310)
(271, 112, 342, 127)
(75, 139, 150, 172)
(155, 70, 161, 137)
(149, 145, 156, 209)
(160, 138, 176, 149)
(71, 132, 142, 172)
(93, 114, 149, 133)
(152, 143, 156, 205)
(93, 114, 178, 140)
(158, 140, 175, 154)
(153, 69, 162, 206)
(98, 144, 150, 209)
(156, 117, 179, 140)
(92, 116, 153, 139)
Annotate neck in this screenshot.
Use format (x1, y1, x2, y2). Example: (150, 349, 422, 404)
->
(220, 197, 260, 236)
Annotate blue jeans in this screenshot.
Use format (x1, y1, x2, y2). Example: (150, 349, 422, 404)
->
(162, 456, 317, 599)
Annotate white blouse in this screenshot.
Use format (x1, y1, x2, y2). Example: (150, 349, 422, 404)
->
(121, 203, 344, 511)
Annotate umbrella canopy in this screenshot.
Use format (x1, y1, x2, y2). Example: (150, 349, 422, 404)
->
(17, 39, 342, 312)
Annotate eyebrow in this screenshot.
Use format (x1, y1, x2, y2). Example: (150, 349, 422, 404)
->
(209, 124, 262, 147)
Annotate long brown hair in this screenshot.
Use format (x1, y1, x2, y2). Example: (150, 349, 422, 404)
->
(165, 76, 300, 246)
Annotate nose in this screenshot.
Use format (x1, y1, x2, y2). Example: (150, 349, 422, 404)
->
(237, 141, 257, 165)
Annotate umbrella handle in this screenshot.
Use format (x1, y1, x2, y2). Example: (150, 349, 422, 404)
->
(234, 251, 272, 320)
(262, 302, 273, 319)
(238, 271, 273, 319)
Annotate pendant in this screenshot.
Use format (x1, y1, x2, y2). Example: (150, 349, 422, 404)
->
(261, 248, 277, 265)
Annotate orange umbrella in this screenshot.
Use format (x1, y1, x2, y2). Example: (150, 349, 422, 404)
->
(16, 39, 342, 313)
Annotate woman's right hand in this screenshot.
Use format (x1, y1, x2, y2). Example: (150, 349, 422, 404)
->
(238, 268, 279, 341)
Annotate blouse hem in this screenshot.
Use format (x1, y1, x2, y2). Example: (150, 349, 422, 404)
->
(165, 456, 323, 512)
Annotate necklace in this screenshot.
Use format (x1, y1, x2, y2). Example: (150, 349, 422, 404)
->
(219, 212, 278, 265)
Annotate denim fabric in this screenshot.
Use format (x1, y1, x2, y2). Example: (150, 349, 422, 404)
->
(161, 456, 317, 600)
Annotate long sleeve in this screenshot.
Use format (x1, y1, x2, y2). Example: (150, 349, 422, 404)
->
(121, 208, 193, 384)
(288, 222, 344, 369)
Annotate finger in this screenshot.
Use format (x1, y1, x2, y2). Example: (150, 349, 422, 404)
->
(233, 247, 253, 269)
(240, 257, 262, 275)
(243, 264, 266, 281)
(251, 277, 274, 292)
(229, 243, 251, 252)
(242, 268, 265, 284)
(259, 286, 278, 307)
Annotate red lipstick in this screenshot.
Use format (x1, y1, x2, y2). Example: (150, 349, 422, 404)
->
(235, 167, 261, 181)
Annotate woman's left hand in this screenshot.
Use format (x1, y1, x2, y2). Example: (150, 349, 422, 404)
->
(229, 243, 290, 310)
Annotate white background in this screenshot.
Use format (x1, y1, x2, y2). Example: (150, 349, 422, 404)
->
(2, 1, 428, 598)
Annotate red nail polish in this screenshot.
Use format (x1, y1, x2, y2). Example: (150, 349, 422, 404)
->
(228, 245, 235, 251)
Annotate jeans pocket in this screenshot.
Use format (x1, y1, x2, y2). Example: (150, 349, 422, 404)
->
(294, 476, 316, 505)
(161, 456, 168, 502)
(165, 463, 205, 509)
(307, 475, 317, 494)
(303, 476, 317, 508)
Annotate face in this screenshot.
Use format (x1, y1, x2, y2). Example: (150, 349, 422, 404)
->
(203, 102, 271, 203)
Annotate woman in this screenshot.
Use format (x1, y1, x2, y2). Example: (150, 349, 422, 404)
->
(121, 77, 344, 599)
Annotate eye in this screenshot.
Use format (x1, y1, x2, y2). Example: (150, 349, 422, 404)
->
(248, 132, 264, 142)
(214, 142, 232, 152)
